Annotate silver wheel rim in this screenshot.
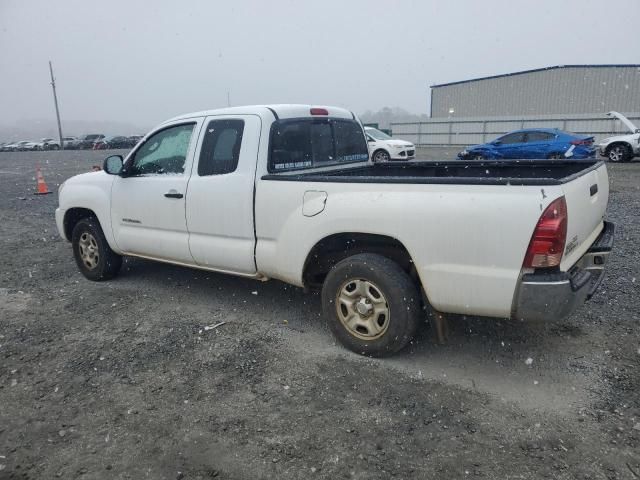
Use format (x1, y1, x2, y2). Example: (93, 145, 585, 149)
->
(374, 151, 389, 162)
(609, 147, 623, 162)
(78, 232, 100, 270)
(336, 279, 390, 340)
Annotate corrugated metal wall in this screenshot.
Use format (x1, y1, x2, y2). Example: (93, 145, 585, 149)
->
(431, 66, 640, 118)
(391, 113, 640, 146)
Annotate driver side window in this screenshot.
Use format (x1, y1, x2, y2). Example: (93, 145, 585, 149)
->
(128, 123, 195, 176)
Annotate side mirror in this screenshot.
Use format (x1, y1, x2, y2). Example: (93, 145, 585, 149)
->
(103, 155, 123, 175)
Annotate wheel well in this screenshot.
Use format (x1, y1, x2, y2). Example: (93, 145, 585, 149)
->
(63, 208, 97, 240)
(302, 233, 419, 289)
(606, 142, 631, 153)
(372, 148, 389, 158)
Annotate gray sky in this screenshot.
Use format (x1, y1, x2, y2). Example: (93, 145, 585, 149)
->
(1, 0, 639, 130)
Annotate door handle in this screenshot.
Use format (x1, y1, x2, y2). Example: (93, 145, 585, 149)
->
(164, 190, 183, 199)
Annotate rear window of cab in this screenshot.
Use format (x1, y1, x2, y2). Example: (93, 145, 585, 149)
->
(268, 118, 369, 172)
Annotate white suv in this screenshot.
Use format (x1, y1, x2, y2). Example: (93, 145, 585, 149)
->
(364, 126, 415, 163)
(597, 111, 640, 162)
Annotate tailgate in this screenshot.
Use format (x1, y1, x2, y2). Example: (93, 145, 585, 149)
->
(560, 163, 609, 271)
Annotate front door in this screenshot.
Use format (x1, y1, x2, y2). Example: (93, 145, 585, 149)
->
(110, 121, 201, 264)
(494, 131, 526, 159)
(185, 115, 261, 274)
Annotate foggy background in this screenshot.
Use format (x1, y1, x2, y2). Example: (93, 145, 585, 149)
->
(1, 0, 638, 139)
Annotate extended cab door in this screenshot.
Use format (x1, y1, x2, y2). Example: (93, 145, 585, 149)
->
(110, 120, 202, 263)
(185, 115, 261, 274)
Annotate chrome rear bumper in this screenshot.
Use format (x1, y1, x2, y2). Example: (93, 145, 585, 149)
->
(512, 221, 614, 322)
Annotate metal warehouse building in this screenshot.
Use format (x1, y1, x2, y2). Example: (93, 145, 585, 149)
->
(430, 65, 640, 118)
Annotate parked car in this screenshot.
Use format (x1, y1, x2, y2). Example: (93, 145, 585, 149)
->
(56, 104, 613, 357)
(597, 111, 640, 162)
(36, 138, 60, 150)
(12, 140, 36, 151)
(458, 128, 595, 160)
(364, 126, 415, 162)
(62, 136, 82, 149)
(93, 136, 136, 150)
(2, 141, 21, 151)
(128, 135, 144, 146)
(76, 134, 105, 150)
(25, 141, 42, 151)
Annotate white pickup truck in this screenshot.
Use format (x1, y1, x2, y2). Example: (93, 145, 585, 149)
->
(56, 104, 614, 356)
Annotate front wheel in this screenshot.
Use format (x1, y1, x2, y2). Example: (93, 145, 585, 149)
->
(372, 149, 390, 163)
(72, 217, 122, 281)
(607, 144, 632, 163)
(322, 253, 422, 357)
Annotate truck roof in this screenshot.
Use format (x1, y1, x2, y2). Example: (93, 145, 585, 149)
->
(164, 104, 356, 124)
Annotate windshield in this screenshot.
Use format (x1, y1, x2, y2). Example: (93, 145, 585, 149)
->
(366, 127, 392, 141)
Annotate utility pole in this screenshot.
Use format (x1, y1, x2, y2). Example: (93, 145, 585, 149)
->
(49, 61, 64, 149)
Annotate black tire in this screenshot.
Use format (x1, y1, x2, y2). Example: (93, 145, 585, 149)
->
(71, 217, 122, 281)
(607, 143, 632, 163)
(372, 149, 390, 163)
(322, 253, 422, 357)
(51, 144, 60, 150)
(472, 153, 486, 160)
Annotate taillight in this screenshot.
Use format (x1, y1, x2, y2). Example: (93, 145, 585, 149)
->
(571, 138, 592, 145)
(310, 107, 329, 115)
(523, 196, 568, 269)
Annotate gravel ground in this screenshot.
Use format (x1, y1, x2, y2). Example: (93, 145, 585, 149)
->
(0, 149, 638, 480)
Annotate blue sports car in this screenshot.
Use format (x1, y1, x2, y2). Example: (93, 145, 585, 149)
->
(457, 128, 595, 160)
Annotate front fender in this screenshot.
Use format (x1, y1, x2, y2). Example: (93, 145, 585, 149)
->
(466, 147, 500, 159)
(58, 172, 119, 252)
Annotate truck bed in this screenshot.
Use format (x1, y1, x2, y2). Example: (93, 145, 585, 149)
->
(262, 160, 603, 186)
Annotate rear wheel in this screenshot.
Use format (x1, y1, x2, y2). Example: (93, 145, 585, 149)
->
(607, 144, 632, 163)
(372, 149, 390, 163)
(472, 153, 486, 160)
(72, 217, 122, 281)
(322, 253, 421, 357)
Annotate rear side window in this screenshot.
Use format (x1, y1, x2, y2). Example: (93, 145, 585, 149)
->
(198, 119, 245, 176)
(525, 131, 555, 142)
(269, 118, 368, 172)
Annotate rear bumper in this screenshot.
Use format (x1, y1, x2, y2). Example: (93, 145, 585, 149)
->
(512, 221, 614, 322)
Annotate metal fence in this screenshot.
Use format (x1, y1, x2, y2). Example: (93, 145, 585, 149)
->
(390, 113, 640, 146)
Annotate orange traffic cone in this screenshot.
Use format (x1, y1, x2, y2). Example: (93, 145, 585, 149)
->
(34, 167, 52, 195)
